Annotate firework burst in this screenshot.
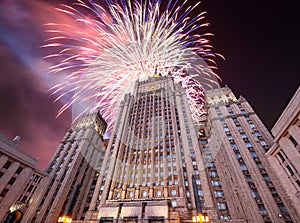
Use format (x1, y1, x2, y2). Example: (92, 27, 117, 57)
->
(44, 0, 221, 134)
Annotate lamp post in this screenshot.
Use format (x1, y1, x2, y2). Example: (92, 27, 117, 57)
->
(58, 216, 72, 223)
(192, 213, 209, 223)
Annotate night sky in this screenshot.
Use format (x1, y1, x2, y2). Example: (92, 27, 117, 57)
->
(0, 0, 299, 170)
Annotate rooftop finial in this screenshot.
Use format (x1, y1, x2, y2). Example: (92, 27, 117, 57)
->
(13, 135, 21, 144)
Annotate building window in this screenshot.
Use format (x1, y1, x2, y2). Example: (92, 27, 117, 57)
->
(209, 171, 217, 177)
(207, 162, 214, 167)
(156, 190, 162, 197)
(28, 185, 34, 193)
(240, 133, 247, 139)
(289, 135, 298, 147)
(277, 152, 285, 162)
(295, 180, 300, 188)
(8, 177, 16, 185)
(198, 189, 203, 196)
(231, 143, 238, 150)
(232, 118, 238, 123)
(227, 135, 233, 140)
(258, 204, 267, 216)
(254, 131, 261, 137)
(21, 195, 28, 203)
(251, 189, 260, 198)
(278, 204, 288, 214)
(220, 215, 231, 220)
(286, 165, 294, 176)
(204, 154, 212, 160)
(250, 151, 257, 158)
(260, 140, 267, 146)
(171, 189, 177, 196)
(217, 202, 227, 210)
(212, 180, 221, 186)
(3, 161, 12, 169)
(171, 200, 177, 207)
(240, 163, 248, 171)
(235, 152, 242, 159)
(214, 190, 224, 197)
(128, 191, 134, 198)
(262, 174, 271, 182)
(115, 192, 120, 199)
(16, 167, 23, 174)
(0, 188, 9, 197)
(142, 190, 147, 197)
(249, 124, 256, 128)
(256, 162, 264, 169)
(245, 142, 252, 148)
(195, 179, 201, 185)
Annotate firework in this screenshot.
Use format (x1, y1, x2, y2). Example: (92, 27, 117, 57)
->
(44, 0, 221, 134)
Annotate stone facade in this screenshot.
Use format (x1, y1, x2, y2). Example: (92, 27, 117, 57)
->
(0, 134, 46, 222)
(22, 111, 107, 223)
(266, 86, 300, 219)
(205, 86, 298, 223)
(19, 78, 300, 223)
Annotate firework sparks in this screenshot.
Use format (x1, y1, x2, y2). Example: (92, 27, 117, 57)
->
(44, 0, 221, 134)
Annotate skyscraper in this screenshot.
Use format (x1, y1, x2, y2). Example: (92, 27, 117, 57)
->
(22, 112, 107, 223)
(85, 77, 299, 223)
(23, 76, 299, 223)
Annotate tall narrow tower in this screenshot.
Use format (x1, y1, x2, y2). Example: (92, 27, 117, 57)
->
(205, 86, 298, 223)
(22, 112, 107, 223)
(91, 76, 220, 222)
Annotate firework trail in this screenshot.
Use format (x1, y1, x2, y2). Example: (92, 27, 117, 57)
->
(44, 0, 221, 134)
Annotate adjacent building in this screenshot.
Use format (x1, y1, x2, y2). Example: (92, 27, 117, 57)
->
(0, 134, 46, 222)
(22, 111, 107, 223)
(205, 86, 299, 223)
(266, 86, 300, 218)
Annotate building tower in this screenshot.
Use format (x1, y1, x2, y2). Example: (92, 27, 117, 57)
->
(85, 77, 299, 223)
(89, 76, 219, 222)
(22, 111, 107, 223)
(205, 86, 299, 223)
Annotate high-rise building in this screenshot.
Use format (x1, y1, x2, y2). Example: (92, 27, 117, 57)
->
(22, 112, 107, 223)
(205, 86, 299, 223)
(83, 77, 299, 223)
(266, 86, 300, 218)
(22, 76, 300, 223)
(0, 134, 46, 223)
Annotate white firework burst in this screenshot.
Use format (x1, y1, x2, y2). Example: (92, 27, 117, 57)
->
(43, 0, 221, 134)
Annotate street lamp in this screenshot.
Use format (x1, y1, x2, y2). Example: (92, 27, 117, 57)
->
(58, 215, 72, 223)
(192, 213, 209, 222)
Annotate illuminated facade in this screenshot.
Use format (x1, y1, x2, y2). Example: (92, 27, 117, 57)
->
(85, 77, 299, 222)
(22, 112, 107, 223)
(267, 86, 300, 218)
(20, 77, 299, 223)
(205, 86, 299, 223)
(0, 134, 46, 222)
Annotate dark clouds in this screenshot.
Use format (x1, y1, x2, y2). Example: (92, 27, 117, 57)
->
(0, 0, 299, 169)
(0, 0, 72, 169)
(0, 43, 71, 169)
